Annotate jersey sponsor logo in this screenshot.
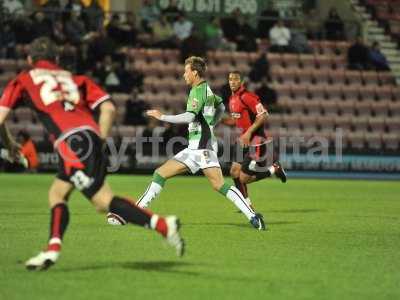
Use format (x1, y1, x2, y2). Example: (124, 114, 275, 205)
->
(203, 105, 215, 116)
(231, 112, 242, 118)
(256, 103, 266, 114)
(188, 122, 201, 132)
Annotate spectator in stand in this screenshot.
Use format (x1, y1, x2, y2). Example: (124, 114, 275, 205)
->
(139, 0, 161, 33)
(162, 0, 182, 23)
(31, 11, 53, 39)
(324, 7, 345, 40)
(124, 89, 149, 125)
(173, 12, 193, 43)
(52, 20, 67, 45)
(257, 3, 280, 38)
(248, 52, 271, 82)
(369, 41, 390, 71)
(64, 10, 87, 45)
(255, 78, 279, 113)
(107, 14, 127, 45)
(204, 16, 222, 50)
(119, 12, 138, 46)
(13, 14, 35, 45)
(0, 21, 16, 58)
(236, 14, 257, 52)
(86, 27, 117, 68)
(347, 37, 370, 70)
(304, 9, 322, 39)
(82, 0, 104, 32)
(180, 29, 206, 62)
(220, 8, 241, 44)
(152, 13, 176, 48)
(41, 0, 62, 24)
(290, 20, 313, 54)
(16, 130, 39, 171)
(269, 20, 292, 53)
(3, 0, 24, 15)
(64, 0, 84, 19)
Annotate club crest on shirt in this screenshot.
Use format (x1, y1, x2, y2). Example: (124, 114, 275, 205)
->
(192, 98, 199, 109)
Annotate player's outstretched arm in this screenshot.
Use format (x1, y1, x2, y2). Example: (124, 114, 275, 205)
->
(98, 101, 116, 140)
(0, 123, 20, 161)
(147, 110, 195, 124)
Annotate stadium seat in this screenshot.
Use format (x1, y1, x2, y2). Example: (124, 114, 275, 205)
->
(300, 115, 319, 132)
(348, 132, 365, 150)
(323, 100, 340, 115)
(382, 133, 399, 150)
(335, 115, 352, 132)
(355, 101, 373, 116)
(373, 101, 389, 116)
(365, 132, 383, 151)
(361, 71, 379, 86)
(369, 118, 386, 132)
(359, 86, 377, 101)
(388, 102, 400, 116)
(340, 101, 356, 116)
(283, 114, 301, 131)
(345, 70, 363, 85)
(329, 69, 346, 85)
(318, 115, 336, 132)
(298, 54, 315, 69)
(352, 116, 368, 132)
(385, 117, 400, 132)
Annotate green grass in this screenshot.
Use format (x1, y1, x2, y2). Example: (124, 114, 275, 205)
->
(0, 174, 399, 300)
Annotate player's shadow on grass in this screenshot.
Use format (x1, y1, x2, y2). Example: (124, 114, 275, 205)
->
(185, 221, 299, 228)
(55, 261, 199, 276)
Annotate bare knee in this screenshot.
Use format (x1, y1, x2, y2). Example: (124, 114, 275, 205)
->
(48, 181, 73, 208)
(239, 172, 251, 184)
(230, 163, 241, 178)
(91, 183, 114, 213)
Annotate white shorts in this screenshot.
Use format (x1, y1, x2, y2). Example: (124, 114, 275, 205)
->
(173, 148, 220, 174)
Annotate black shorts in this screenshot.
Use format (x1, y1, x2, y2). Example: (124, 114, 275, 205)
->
(232, 142, 271, 177)
(57, 130, 108, 199)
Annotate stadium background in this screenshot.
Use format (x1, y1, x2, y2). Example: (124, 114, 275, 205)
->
(0, 0, 399, 177)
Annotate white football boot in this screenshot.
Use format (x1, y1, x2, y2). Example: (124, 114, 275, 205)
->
(25, 251, 60, 271)
(165, 216, 185, 257)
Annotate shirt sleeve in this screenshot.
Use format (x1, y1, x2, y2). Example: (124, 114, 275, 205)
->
(81, 76, 111, 110)
(186, 89, 204, 115)
(241, 92, 267, 116)
(0, 79, 24, 111)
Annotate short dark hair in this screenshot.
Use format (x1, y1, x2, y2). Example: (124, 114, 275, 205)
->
(28, 37, 58, 63)
(185, 56, 207, 78)
(229, 70, 241, 77)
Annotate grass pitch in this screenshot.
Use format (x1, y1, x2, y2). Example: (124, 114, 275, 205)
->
(0, 174, 399, 300)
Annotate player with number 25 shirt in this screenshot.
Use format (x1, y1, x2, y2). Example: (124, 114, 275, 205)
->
(0, 37, 184, 271)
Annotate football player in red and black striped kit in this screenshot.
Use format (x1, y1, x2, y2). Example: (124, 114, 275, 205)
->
(227, 71, 287, 210)
(0, 37, 184, 270)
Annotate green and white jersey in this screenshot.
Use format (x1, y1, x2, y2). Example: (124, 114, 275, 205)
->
(186, 81, 223, 150)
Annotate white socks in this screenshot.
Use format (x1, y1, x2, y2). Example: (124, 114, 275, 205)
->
(226, 186, 255, 220)
(136, 182, 163, 208)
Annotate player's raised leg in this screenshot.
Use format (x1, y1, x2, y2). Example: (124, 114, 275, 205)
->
(136, 159, 189, 208)
(93, 182, 184, 257)
(203, 167, 265, 230)
(25, 178, 74, 270)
